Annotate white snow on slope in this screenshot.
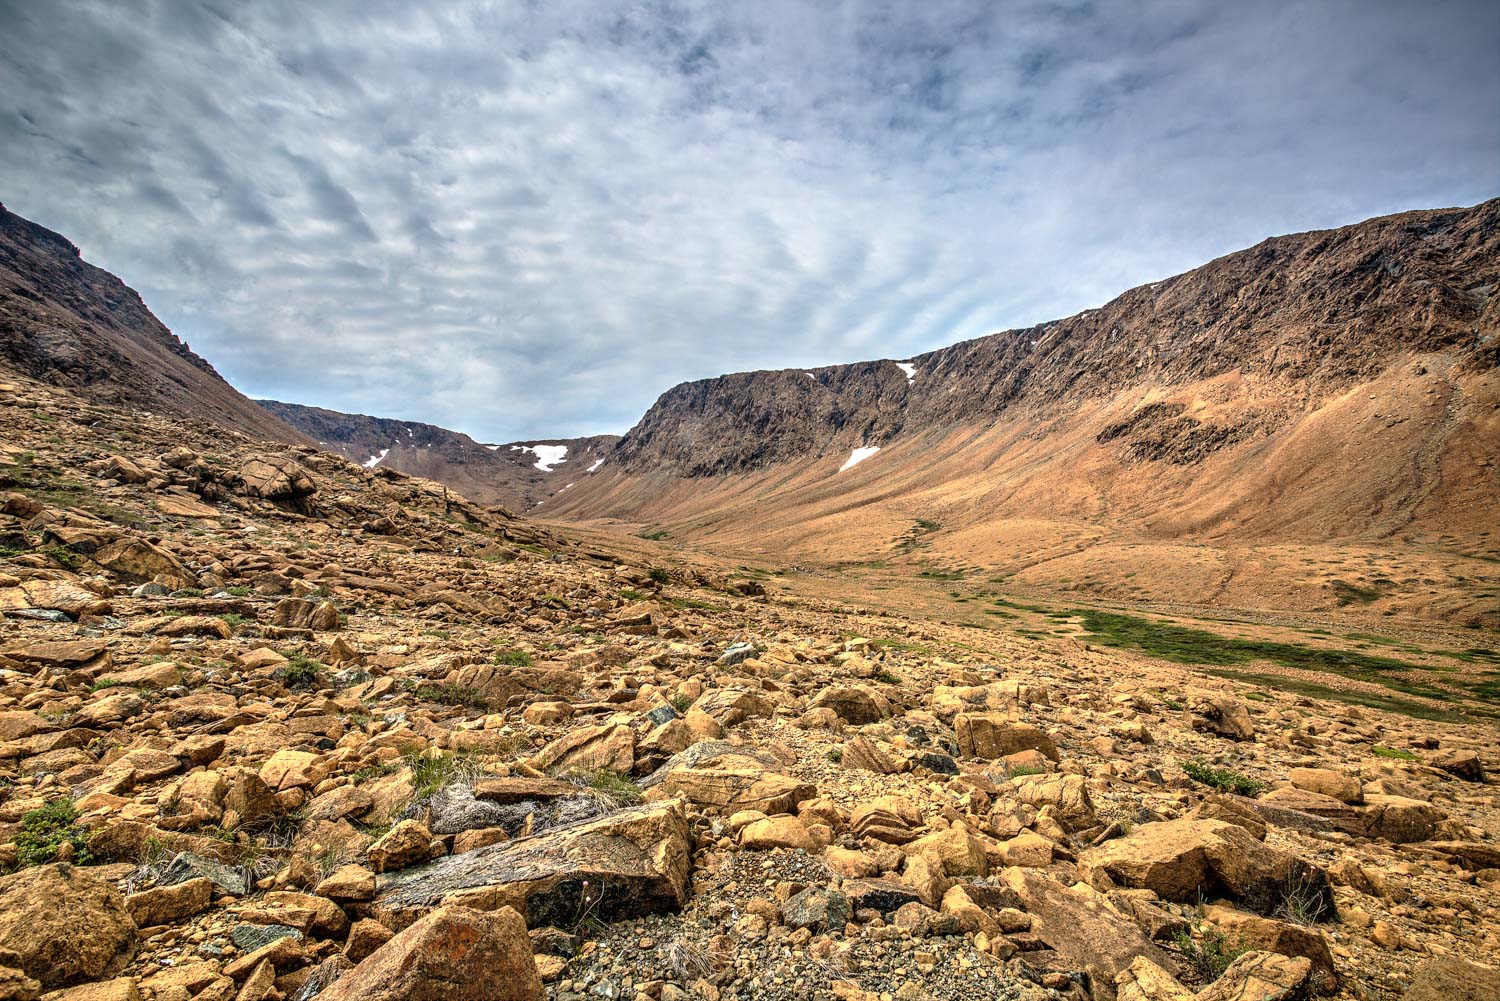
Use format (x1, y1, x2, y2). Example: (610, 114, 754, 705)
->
(839, 446, 880, 472)
(587, 458, 605, 472)
(895, 362, 916, 383)
(362, 448, 389, 469)
(511, 443, 569, 471)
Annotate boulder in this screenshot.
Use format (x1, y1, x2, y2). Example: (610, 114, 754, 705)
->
(315, 905, 541, 1001)
(1001, 868, 1175, 994)
(1203, 904, 1338, 994)
(1402, 955, 1500, 1001)
(233, 458, 317, 502)
(1079, 818, 1335, 920)
(529, 724, 635, 775)
(642, 742, 814, 815)
(0, 864, 137, 987)
(954, 714, 1059, 761)
(1191, 697, 1255, 741)
(271, 598, 340, 632)
(1198, 951, 1312, 1001)
(91, 538, 188, 585)
(1011, 773, 1096, 830)
(1287, 768, 1363, 804)
(806, 686, 885, 725)
(376, 801, 692, 930)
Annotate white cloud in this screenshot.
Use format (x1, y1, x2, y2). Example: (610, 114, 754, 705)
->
(1, 0, 1495, 441)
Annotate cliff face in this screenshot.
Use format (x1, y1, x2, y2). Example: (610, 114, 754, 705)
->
(610, 200, 1499, 477)
(0, 202, 308, 445)
(258, 399, 617, 512)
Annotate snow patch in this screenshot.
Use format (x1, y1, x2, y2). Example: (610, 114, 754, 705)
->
(587, 458, 606, 473)
(805, 372, 817, 380)
(362, 448, 389, 469)
(512, 443, 569, 472)
(839, 446, 881, 472)
(895, 362, 916, 383)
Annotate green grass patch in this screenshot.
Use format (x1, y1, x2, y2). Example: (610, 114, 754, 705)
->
(1372, 745, 1418, 760)
(15, 798, 93, 867)
(1181, 759, 1265, 796)
(493, 648, 534, 667)
(414, 683, 492, 710)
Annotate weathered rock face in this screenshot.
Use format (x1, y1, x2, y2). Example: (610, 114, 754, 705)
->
(954, 715, 1059, 761)
(316, 905, 542, 1001)
(1402, 955, 1500, 1001)
(375, 801, 692, 929)
(640, 742, 816, 815)
(0, 864, 138, 987)
(1080, 818, 1336, 920)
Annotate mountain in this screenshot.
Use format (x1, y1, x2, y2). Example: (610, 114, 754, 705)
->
(546, 200, 1500, 624)
(0, 201, 307, 445)
(257, 398, 617, 512)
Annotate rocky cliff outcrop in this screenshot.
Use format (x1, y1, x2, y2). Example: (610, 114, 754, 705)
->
(0, 202, 308, 445)
(609, 200, 1498, 477)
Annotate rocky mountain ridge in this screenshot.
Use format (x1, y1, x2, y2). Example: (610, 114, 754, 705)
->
(607, 200, 1498, 478)
(0, 202, 307, 446)
(255, 399, 617, 513)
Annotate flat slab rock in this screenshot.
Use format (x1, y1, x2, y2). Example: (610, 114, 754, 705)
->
(374, 800, 691, 930)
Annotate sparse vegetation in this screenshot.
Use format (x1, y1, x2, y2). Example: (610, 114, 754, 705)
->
(494, 647, 534, 667)
(414, 682, 492, 710)
(275, 654, 324, 689)
(1180, 758, 1266, 796)
(15, 798, 93, 867)
(1170, 924, 1249, 983)
(1372, 745, 1418, 760)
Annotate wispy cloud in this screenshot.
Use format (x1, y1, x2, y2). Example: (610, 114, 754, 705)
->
(1, 0, 1495, 440)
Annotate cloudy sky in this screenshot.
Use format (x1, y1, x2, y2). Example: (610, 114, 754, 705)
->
(2, 1, 1496, 441)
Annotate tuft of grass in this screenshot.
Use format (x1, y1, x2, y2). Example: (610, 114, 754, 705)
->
(351, 761, 400, 784)
(15, 798, 93, 867)
(493, 648, 534, 667)
(873, 668, 900, 684)
(637, 529, 671, 541)
(647, 567, 671, 584)
(225, 585, 253, 597)
(566, 767, 643, 808)
(1371, 745, 1418, 760)
(669, 694, 693, 714)
(1181, 758, 1265, 797)
(405, 749, 481, 800)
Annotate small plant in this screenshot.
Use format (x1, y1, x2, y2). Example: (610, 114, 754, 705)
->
(40, 545, 81, 570)
(637, 529, 670, 541)
(825, 747, 843, 763)
(493, 648, 534, 667)
(219, 613, 248, 630)
(420, 628, 453, 640)
(647, 567, 670, 584)
(873, 668, 900, 684)
(225, 585, 253, 597)
(89, 678, 123, 693)
(276, 655, 325, 690)
(1181, 759, 1266, 797)
(414, 683, 492, 710)
(1170, 925, 1248, 983)
(669, 694, 693, 714)
(1372, 745, 1417, 760)
(1006, 763, 1047, 779)
(175, 588, 204, 598)
(1162, 698, 1186, 711)
(15, 798, 93, 867)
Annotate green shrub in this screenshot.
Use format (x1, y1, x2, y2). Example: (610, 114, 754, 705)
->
(415, 683, 492, 710)
(494, 648, 534, 667)
(1181, 759, 1265, 796)
(1372, 745, 1417, 760)
(1171, 926, 1248, 983)
(647, 567, 671, 584)
(16, 798, 93, 867)
(276, 655, 324, 690)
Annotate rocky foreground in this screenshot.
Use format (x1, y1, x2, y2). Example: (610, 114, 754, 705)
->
(0, 374, 1496, 1001)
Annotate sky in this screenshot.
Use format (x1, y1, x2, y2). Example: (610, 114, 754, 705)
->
(1, 1, 1497, 442)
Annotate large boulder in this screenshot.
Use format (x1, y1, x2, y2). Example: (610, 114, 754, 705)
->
(806, 686, 886, 725)
(1198, 951, 1313, 1001)
(1002, 868, 1175, 997)
(90, 538, 188, 586)
(233, 457, 316, 502)
(640, 742, 814, 815)
(0, 864, 138, 987)
(1011, 773, 1096, 830)
(1402, 955, 1500, 1001)
(954, 714, 1059, 761)
(316, 905, 541, 1001)
(1080, 818, 1335, 920)
(376, 801, 692, 930)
